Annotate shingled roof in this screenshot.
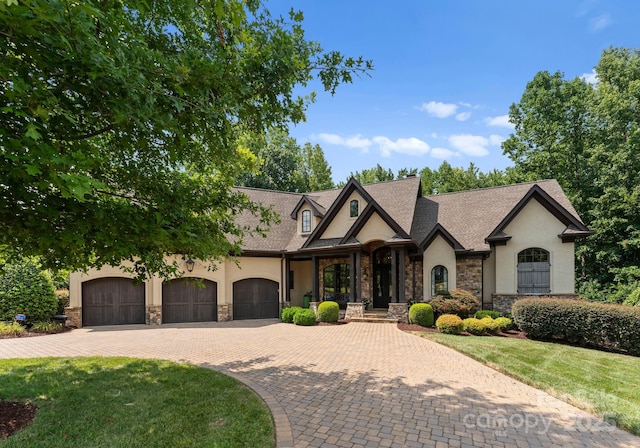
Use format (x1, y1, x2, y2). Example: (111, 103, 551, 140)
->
(234, 178, 588, 254)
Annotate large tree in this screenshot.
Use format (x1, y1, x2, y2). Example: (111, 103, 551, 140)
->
(504, 47, 640, 295)
(0, 0, 371, 278)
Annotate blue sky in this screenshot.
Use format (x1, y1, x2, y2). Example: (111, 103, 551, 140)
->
(266, 0, 640, 183)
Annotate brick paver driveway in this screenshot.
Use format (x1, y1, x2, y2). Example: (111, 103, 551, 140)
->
(1, 321, 638, 447)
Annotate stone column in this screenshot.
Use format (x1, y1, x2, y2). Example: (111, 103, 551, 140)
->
(218, 304, 232, 322)
(146, 305, 162, 325)
(345, 302, 365, 321)
(64, 307, 82, 328)
(387, 303, 408, 323)
(312, 256, 319, 301)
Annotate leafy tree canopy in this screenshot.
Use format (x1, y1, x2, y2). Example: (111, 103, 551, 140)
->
(504, 47, 640, 294)
(0, 0, 370, 279)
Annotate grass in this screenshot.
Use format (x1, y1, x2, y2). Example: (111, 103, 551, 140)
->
(0, 357, 274, 447)
(418, 332, 640, 436)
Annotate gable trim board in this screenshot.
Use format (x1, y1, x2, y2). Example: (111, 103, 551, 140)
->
(67, 177, 591, 326)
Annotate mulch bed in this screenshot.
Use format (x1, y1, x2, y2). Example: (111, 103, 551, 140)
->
(397, 322, 527, 339)
(0, 401, 38, 439)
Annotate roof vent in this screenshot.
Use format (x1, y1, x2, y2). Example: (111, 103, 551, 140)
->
(406, 174, 417, 178)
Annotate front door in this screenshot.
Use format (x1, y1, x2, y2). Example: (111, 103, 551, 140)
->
(373, 247, 392, 308)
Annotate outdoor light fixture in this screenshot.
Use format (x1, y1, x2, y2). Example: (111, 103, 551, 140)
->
(185, 257, 195, 273)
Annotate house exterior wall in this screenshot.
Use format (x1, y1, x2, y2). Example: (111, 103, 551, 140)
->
(321, 191, 366, 238)
(356, 212, 396, 244)
(482, 251, 497, 309)
(456, 258, 482, 302)
(495, 199, 575, 294)
(422, 235, 456, 300)
(290, 260, 312, 307)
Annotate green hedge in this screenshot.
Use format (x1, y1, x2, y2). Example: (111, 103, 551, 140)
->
(293, 309, 317, 326)
(512, 298, 640, 356)
(463, 317, 486, 335)
(475, 310, 500, 319)
(408, 303, 434, 327)
(280, 306, 303, 324)
(0, 259, 58, 323)
(435, 314, 464, 334)
(317, 301, 339, 322)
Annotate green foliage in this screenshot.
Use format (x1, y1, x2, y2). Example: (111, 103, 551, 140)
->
(430, 290, 479, 318)
(0, 321, 25, 336)
(280, 306, 303, 324)
(463, 318, 487, 336)
(347, 164, 395, 185)
(512, 298, 640, 356)
(435, 314, 464, 335)
(293, 308, 317, 326)
(302, 142, 334, 191)
(408, 303, 434, 327)
(0, 0, 369, 279)
(55, 289, 70, 315)
(625, 287, 640, 306)
(578, 279, 608, 302)
(448, 289, 480, 315)
(419, 161, 516, 195)
(475, 310, 500, 319)
(317, 301, 339, 322)
(30, 321, 63, 333)
(504, 47, 640, 292)
(494, 317, 513, 332)
(480, 317, 501, 335)
(0, 259, 58, 323)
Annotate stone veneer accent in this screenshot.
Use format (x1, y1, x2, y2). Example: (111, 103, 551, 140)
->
(146, 305, 162, 325)
(318, 257, 350, 300)
(64, 307, 82, 328)
(405, 258, 423, 302)
(344, 302, 364, 320)
(387, 303, 409, 323)
(309, 301, 319, 318)
(456, 258, 482, 301)
(218, 304, 232, 322)
(492, 294, 580, 314)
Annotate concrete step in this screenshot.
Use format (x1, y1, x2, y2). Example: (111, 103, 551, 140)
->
(349, 317, 398, 324)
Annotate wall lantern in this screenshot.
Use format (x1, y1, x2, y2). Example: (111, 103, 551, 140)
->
(185, 257, 195, 273)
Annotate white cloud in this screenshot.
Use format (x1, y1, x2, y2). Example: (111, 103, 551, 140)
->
(448, 134, 490, 157)
(590, 14, 612, 31)
(484, 115, 514, 129)
(430, 147, 458, 159)
(581, 69, 598, 85)
(458, 101, 472, 108)
(489, 134, 506, 146)
(315, 133, 372, 152)
(419, 101, 458, 118)
(372, 136, 430, 157)
(455, 111, 471, 121)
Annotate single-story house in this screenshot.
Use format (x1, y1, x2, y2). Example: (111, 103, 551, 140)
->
(67, 175, 592, 327)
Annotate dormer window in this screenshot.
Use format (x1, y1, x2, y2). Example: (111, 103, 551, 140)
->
(302, 210, 311, 233)
(350, 200, 359, 218)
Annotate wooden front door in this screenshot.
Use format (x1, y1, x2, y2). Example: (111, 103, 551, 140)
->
(373, 248, 392, 308)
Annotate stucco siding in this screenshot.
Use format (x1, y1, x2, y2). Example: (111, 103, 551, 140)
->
(495, 199, 575, 294)
(356, 212, 396, 244)
(422, 235, 457, 299)
(321, 191, 366, 239)
(289, 260, 312, 306)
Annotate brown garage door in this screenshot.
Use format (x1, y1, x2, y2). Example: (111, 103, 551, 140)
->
(233, 278, 279, 320)
(162, 278, 217, 323)
(82, 277, 145, 326)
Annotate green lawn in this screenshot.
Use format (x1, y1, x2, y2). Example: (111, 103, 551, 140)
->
(0, 357, 274, 447)
(418, 332, 640, 436)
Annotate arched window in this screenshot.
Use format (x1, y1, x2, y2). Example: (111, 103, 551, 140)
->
(323, 264, 350, 300)
(301, 210, 311, 233)
(431, 265, 448, 296)
(517, 248, 550, 294)
(350, 200, 359, 218)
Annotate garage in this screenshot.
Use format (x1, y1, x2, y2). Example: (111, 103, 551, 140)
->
(82, 277, 145, 326)
(162, 278, 217, 323)
(233, 278, 279, 320)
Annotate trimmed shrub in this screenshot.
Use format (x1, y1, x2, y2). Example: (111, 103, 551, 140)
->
(435, 314, 464, 335)
(512, 298, 640, 356)
(30, 321, 63, 333)
(280, 306, 303, 323)
(480, 317, 500, 334)
(448, 289, 481, 316)
(494, 317, 513, 332)
(463, 317, 486, 335)
(317, 301, 339, 322)
(0, 321, 25, 336)
(0, 259, 58, 323)
(429, 297, 466, 318)
(293, 309, 317, 326)
(408, 303, 434, 327)
(475, 310, 500, 320)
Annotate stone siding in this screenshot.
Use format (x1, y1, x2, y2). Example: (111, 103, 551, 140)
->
(146, 305, 162, 325)
(456, 258, 482, 301)
(360, 255, 371, 301)
(65, 307, 82, 328)
(492, 294, 580, 315)
(344, 303, 364, 321)
(387, 303, 408, 323)
(406, 258, 423, 302)
(218, 304, 232, 322)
